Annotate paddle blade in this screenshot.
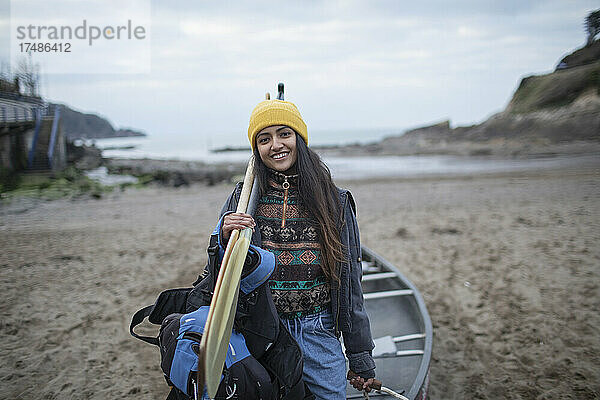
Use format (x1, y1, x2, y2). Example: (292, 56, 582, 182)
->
(204, 228, 252, 398)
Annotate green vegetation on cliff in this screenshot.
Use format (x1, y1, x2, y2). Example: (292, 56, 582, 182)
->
(507, 41, 600, 114)
(558, 39, 600, 69)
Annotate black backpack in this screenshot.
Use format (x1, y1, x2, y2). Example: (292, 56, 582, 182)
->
(131, 296, 273, 399)
(130, 242, 312, 400)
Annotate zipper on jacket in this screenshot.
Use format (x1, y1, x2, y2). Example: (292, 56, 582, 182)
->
(281, 179, 290, 228)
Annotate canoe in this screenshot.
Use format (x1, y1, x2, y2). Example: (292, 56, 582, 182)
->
(346, 246, 433, 400)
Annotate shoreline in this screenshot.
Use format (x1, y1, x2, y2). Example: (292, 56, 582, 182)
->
(105, 151, 600, 183)
(2, 152, 598, 209)
(118, 138, 600, 160)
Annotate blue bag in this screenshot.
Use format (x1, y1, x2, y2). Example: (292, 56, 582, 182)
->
(130, 244, 277, 399)
(159, 306, 272, 399)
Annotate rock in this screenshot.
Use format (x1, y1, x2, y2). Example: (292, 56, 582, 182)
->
(104, 158, 245, 187)
(395, 227, 409, 238)
(170, 172, 189, 188)
(67, 142, 102, 170)
(431, 227, 461, 235)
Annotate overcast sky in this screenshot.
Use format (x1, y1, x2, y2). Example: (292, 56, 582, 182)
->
(1, 0, 598, 147)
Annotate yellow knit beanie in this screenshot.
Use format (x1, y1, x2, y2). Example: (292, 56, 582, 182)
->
(247, 99, 308, 150)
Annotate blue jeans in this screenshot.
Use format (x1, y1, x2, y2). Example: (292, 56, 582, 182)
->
(282, 311, 347, 400)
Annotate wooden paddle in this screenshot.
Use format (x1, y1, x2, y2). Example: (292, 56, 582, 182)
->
(198, 156, 256, 398)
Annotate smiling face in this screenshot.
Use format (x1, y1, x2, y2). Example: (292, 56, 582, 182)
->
(255, 125, 298, 173)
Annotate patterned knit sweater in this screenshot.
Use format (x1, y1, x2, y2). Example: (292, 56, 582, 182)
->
(255, 171, 331, 319)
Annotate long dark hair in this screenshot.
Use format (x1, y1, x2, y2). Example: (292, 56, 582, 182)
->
(253, 133, 345, 284)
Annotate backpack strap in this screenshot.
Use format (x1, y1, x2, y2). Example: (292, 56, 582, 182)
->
(130, 288, 193, 346)
(130, 304, 159, 346)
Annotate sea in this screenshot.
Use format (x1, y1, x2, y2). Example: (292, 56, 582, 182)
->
(93, 130, 598, 181)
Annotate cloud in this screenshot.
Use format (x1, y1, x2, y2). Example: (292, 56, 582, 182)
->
(3, 0, 596, 145)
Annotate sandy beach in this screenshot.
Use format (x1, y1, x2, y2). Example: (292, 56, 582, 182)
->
(1, 160, 599, 399)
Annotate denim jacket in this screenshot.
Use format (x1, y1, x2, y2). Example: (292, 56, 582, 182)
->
(219, 183, 376, 376)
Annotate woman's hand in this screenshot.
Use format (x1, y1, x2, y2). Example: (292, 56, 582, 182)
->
(222, 213, 256, 240)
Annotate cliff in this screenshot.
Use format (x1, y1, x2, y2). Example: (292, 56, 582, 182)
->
(53, 103, 146, 141)
(556, 39, 600, 70)
(330, 41, 600, 157)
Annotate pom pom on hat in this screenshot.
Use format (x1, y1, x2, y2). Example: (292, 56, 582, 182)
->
(247, 99, 308, 150)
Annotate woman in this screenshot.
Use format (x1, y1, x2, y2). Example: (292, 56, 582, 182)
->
(220, 99, 376, 399)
